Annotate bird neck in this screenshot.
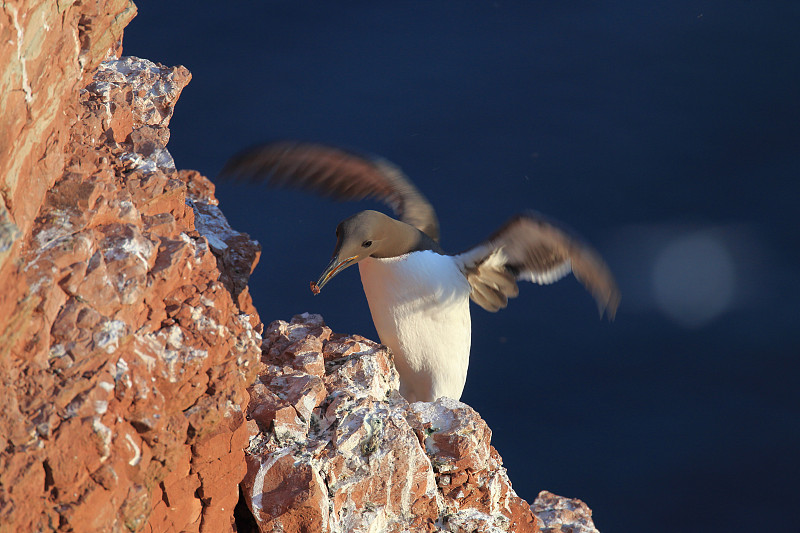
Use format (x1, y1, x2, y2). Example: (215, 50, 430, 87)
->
(372, 217, 443, 258)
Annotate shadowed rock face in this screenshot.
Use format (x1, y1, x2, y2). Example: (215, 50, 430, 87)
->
(0, 2, 600, 531)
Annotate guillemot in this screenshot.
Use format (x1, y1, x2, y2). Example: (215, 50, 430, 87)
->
(222, 141, 620, 402)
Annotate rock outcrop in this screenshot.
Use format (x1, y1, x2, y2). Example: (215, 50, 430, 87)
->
(0, 0, 135, 261)
(531, 492, 600, 533)
(0, 1, 601, 532)
(1, 3, 261, 531)
(242, 314, 601, 533)
(243, 314, 540, 532)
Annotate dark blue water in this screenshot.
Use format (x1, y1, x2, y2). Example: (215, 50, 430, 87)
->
(126, 3, 800, 531)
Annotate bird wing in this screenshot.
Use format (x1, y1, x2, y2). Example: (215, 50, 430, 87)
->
(220, 141, 441, 242)
(455, 212, 620, 318)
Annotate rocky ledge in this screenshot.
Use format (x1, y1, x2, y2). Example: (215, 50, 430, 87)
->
(242, 313, 600, 533)
(0, 1, 601, 532)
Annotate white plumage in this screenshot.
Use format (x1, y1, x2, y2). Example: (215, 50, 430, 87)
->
(359, 252, 471, 402)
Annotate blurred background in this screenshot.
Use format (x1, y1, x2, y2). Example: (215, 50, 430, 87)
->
(125, 2, 799, 532)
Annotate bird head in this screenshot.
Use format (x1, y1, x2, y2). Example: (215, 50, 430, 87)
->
(312, 210, 394, 292)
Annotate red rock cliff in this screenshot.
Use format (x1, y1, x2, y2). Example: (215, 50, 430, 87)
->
(0, 2, 601, 532)
(1, 2, 261, 531)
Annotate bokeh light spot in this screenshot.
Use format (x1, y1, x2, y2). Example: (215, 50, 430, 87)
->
(652, 233, 735, 328)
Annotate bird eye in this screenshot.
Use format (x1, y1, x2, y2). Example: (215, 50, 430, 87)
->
(362, 240, 372, 248)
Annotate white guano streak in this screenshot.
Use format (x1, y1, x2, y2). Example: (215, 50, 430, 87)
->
(7, 5, 33, 104)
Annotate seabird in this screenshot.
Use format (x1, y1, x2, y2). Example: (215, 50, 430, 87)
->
(222, 142, 620, 403)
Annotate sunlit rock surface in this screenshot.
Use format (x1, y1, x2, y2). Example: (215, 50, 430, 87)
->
(244, 314, 546, 532)
(0, 0, 136, 252)
(532, 491, 600, 533)
(0, 5, 262, 529)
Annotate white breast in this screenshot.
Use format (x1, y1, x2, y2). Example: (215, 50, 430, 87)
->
(358, 251, 472, 402)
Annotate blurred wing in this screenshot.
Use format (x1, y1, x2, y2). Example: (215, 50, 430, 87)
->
(220, 141, 441, 242)
(456, 212, 620, 318)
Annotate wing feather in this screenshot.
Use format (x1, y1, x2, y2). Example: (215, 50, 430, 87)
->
(220, 141, 441, 242)
(456, 212, 620, 319)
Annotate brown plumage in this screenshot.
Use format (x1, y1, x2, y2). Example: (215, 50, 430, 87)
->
(221, 141, 440, 242)
(457, 213, 620, 318)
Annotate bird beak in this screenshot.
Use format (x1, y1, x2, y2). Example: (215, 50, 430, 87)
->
(312, 254, 359, 293)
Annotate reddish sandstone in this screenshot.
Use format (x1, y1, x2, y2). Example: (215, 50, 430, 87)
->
(243, 314, 541, 532)
(0, 6, 262, 530)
